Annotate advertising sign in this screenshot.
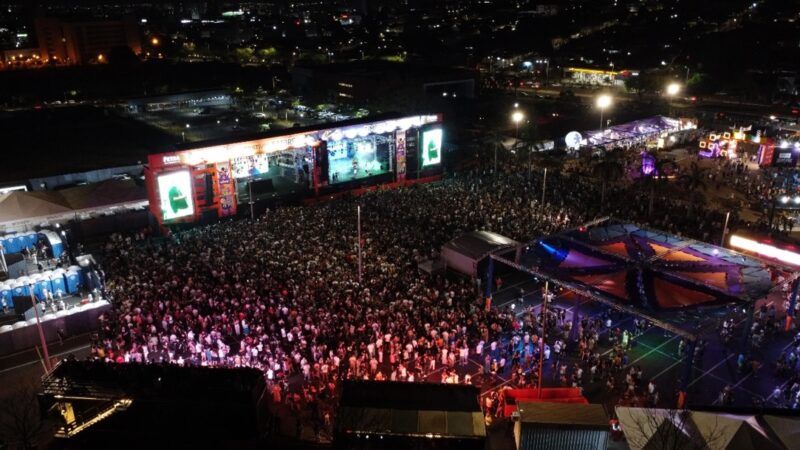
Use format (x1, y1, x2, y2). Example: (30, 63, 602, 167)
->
(395, 130, 407, 182)
(157, 171, 195, 221)
(216, 162, 237, 217)
(421, 128, 443, 167)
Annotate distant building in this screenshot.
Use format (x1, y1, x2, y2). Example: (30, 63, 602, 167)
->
(124, 89, 231, 114)
(291, 60, 477, 105)
(34, 16, 141, 65)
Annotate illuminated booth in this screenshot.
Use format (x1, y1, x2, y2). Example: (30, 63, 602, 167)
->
(145, 114, 444, 225)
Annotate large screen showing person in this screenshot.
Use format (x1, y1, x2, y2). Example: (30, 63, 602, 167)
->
(157, 170, 195, 221)
(421, 128, 443, 167)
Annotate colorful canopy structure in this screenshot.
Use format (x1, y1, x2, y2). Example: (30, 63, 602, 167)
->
(492, 220, 796, 339)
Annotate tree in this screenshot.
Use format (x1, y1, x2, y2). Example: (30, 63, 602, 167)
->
(591, 151, 626, 209)
(233, 47, 254, 64)
(0, 383, 51, 449)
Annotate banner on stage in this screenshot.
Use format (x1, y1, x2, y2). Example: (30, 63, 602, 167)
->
(396, 130, 407, 182)
(216, 162, 237, 217)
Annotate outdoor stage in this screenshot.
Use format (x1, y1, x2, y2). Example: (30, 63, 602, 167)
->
(483, 219, 800, 410)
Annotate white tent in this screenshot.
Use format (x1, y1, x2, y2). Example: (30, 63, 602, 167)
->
(616, 407, 790, 450)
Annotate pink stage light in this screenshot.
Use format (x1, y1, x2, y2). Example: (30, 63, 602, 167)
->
(729, 235, 800, 266)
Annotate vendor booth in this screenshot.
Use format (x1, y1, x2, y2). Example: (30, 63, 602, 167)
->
(145, 114, 444, 225)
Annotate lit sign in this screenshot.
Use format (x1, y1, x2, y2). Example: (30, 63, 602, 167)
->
(729, 235, 800, 266)
(157, 171, 195, 221)
(163, 155, 181, 165)
(421, 129, 443, 167)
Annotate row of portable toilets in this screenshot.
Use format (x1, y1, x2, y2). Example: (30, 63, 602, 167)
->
(0, 298, 107, 334)
(0, 231, 39, 254)
(0, 266, 84, 308)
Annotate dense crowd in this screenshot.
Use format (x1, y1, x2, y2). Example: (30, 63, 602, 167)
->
(86, 147, 800, 438)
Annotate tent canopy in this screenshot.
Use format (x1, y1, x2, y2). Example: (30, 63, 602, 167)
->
(0, 191, 73, 224)
(582, 116, 692, 147)
(517, 401, 608, 430)
(442, 231, 518, 277)
(616, 407, 790, 450)
(336, 380, 485, 439)
(0, 179, 147, 231)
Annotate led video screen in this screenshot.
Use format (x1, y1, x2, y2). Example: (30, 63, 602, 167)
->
(421, 128, 443, 167)
(157, 171, 195, 221)
(327, 138, 390, 184)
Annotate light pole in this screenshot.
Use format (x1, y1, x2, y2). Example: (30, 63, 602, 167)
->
(357, 205, 362, 284)
(720, 211, 730, 247)
(666, 82, 681, 117)
(538, 280, 549, 399)
(248, 177, 255, 221)
(596, 94, 612, 130)
(541, 168, 547, 208)
(512, 110, 524, 138)
(30, 285, 52, 372)
(182, 123, 190, 143)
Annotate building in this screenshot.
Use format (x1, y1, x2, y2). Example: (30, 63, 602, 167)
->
(564, 67, 638, 87)
(513, 402, 609, 450)
(34, 16, 141, 65)
(125, 89, 231, 114)
(291, 61, 478, 105)
(145, 114, 444, 225)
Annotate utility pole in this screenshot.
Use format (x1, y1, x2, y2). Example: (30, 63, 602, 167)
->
(30, 286, 52, 372)
(357, 205, 363, 284)
(541, 168, 547, 208)
(720, 211, 730, 247)
(538, 280, 549, 399)
(248, 178, 255, 221)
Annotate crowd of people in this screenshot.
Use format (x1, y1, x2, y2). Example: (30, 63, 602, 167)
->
(84, 144, 800, 438)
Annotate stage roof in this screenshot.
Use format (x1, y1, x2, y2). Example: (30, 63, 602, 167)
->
(493, 220, 795, 339)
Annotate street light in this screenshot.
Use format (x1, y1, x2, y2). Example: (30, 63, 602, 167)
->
(596, 94, 612, 130)
(666, 82, 681, 97)
(666, 82, 681, 116)
(512, 110, 524, 138)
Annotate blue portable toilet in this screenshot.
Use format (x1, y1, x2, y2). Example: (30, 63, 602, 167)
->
(0, 284, 12, 308)
(22, 232, 37, 249)
(65, 271, 81, 294)
(6, 234, 21, 253)
(50, 273, 66, 296)
(37, 277, 52, 300)
(10, 280, 29, 298)
(30, 275, 44, 300)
